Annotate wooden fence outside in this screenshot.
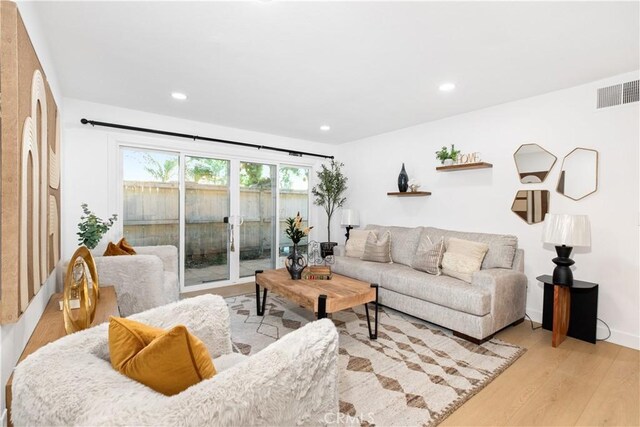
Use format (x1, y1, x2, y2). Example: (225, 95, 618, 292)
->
(123, 181, 308, 262)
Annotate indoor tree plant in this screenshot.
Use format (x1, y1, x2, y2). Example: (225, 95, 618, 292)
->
(77, 203, 118, 250)
(435, 144, 461, 165)
(312, 160, 348, 257)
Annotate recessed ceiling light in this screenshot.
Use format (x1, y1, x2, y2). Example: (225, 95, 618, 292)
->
(439, 83, 456, 92)
(320, 125, 331, 132)
(171, 92, 187, 100)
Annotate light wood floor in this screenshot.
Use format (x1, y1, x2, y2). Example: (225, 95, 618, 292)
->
(202, 285, 640, 426)
(442, 322, 640, 426)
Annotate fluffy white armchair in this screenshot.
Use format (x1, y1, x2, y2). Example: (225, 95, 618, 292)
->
(58, 245, 179, 317)
(11, 295, 340, 426)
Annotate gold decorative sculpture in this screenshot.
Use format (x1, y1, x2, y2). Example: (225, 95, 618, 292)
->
(63, 246, 100, 334)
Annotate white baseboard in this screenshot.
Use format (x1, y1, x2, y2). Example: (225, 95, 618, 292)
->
(525, 307, 639, 350)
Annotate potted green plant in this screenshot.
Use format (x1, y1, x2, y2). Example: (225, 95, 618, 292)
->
(312, 160, 348, 258)
(77, 203, 118, 250)
(435, 144, 461, 165)
(283, 212, 313, 279)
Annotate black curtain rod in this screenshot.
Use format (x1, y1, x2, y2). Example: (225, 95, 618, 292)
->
(80, 118, 334, 160)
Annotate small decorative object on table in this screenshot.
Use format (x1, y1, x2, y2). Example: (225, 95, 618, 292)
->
(302, 266, 333, 280)
(284, 212, 313, 280)
(397, 163, 409, 192)
(435, 144, 461, 165)
(408, 178, 421, 192)
(307, 240, 335, 267)
(63, 246, 100, 334)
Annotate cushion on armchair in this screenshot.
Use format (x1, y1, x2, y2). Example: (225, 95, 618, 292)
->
(109, 316, 216, 396)
(103, 237, 137, 256)
(103, 242, 131, 256)
(118, 237, 137, 254)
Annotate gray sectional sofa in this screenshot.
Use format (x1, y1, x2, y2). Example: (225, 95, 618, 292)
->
(333, 225, 527, 343)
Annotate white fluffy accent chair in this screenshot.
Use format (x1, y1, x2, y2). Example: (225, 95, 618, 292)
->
(58, 245, 180, 317)
(11, 294, 340, 426)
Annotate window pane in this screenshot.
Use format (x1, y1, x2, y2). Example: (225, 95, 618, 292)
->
(239, 162, 276, 277)
(122, 148, 180, 257)
(278, 166, 310, 257)
(185, 156, 230, 285)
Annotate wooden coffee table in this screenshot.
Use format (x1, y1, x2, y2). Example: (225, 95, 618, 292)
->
(255, 268, 379, 339)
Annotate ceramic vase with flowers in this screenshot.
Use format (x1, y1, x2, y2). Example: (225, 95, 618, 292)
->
(284, 212, 313, 280)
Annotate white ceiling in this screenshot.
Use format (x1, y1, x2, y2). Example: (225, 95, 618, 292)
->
(33, 1, 639, 144)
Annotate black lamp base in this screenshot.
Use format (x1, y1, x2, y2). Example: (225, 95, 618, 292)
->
(344, 225, 354, 242)
(552, 245, 574, 286)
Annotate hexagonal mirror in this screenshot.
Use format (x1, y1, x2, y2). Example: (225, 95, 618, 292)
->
(513, 143, 557, 183)
(511, 190, 550, 224)
(557, 148, 599, 200)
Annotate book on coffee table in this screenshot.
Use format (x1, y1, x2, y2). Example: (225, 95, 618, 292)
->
(303, 266, 332, 280)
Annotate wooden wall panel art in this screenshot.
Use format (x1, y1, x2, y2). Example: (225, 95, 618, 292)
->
(1, 1, 61, 323)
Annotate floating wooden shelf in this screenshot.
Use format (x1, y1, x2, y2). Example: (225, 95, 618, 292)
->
(436, 162, 493, 171)
(387, 191, 432, 197)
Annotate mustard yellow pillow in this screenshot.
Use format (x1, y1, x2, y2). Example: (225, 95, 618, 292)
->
(117, 237, 137, 255)
(103, 242, 130, 256)
(109, 317, 216, 396)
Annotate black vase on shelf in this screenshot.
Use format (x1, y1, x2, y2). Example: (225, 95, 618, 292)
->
(397, 163, 409, 192)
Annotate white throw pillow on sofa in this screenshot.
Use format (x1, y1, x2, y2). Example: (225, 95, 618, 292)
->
(441, 237, 489, 283)
(345, 230, 376, 258)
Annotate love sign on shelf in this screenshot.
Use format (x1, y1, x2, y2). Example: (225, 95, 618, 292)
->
(456, 152, 482, 164)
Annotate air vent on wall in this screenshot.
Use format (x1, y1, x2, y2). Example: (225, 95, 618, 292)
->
(597, 79, 639, 109)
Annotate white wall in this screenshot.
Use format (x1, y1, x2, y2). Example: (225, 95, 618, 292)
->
(60, 98, 336, 264)
(339, 71, 640, 349)
(1, 2, 64, 423)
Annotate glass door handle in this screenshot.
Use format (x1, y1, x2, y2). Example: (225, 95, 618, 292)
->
(224, 217, 235, 252)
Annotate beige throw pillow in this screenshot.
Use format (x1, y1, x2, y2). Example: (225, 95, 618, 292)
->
(345, 230, 376, 258)
(411, 236, 444, 275)
(361, 231, 392, 263)
(441, 237, 489, 283)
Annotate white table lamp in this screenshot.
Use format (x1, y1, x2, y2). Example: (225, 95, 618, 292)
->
(341, 209, 360, 242)
(542, 214, 591, 286)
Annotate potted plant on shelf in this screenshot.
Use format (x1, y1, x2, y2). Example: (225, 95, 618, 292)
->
(435, 144, 461, 166)
(312, 160, 348, 258)
(284, 212, 313, 279)
(77, 203, 118, 250)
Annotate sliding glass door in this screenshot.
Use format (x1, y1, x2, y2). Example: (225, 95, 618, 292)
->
(121, 146, 312, 292)
(239, 162, 277, 277)
(184, 156, 230, 286)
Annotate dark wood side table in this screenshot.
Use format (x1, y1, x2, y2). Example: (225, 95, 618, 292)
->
(5, 286, 119, 427)
(537, 275, 598, 347)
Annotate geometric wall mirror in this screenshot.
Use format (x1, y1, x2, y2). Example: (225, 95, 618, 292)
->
(511, 190, 550, 224)
(557, 148, 599, 201)
(513, 143, 557, 183)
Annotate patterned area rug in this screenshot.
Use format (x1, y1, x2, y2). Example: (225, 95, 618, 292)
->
(226, 293, 525, 427)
